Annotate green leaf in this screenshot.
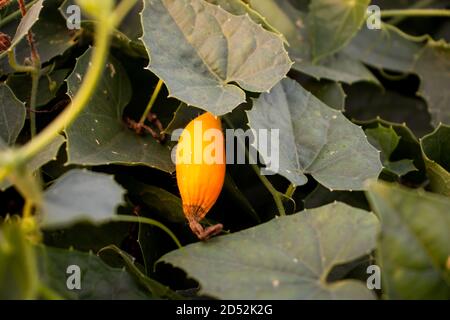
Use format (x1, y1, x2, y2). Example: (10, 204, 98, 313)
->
(99, 245, 182, 299)
(37, 245, 153, 299)
(247, 0, 378, 84)
(41, 169, 125, 229)
(6, 68, 70, 108)
(344, 27, 450, 126)
(160, 202, 378, 299)
(414, 40, 450, 126)
(247, 78, 382, 190)
(307, 0, 370, 61)
(303, 184, 369, 211)
(421, 124, 450, 196)
(0, 218, 39, 300)
(295, 53, 380, 85)
(163, 103, 203, 135)
(119, 175, 185, 223)
(366, 181, 450, 299)
(43, 221, 131, 253)
(1, 135, 65, 191)
(305, 80, 346, 111)
(65, 48, 174, 172)
(356, 118, 427, 185)
(366, 125, 417, 177)
(0, 83, 26, 145)
(343, 24, 422, 73)
(140, 0, 292, 115)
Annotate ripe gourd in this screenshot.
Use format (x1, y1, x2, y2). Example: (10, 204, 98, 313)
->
(176, 112, 225, 240)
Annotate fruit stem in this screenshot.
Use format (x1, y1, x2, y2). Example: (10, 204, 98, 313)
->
(223, 115, 286, 217)
(139, 79, 164, 126)
(285, 183, 296, 198)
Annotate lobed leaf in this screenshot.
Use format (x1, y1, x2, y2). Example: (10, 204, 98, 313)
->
(65, 48, 174, 172)
(160, 202, 378, 299)
(140, 0, 292, 115)
(247, 78, 382, 190)
(41, 169, 125, 229)
(366, 181, 450, 299)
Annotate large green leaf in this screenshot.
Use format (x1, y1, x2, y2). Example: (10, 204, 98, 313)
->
(248, 0, 378, 84)
(0, 83, 26, 145)
(0, 218, 39, 300)
(65, 48, 174, 172)
(307, 0, 370, 61)
(41, 169, 125, 228)
(247, 78, 382, 190)
(295, 53, 380, 85)
(366, 181, 450, 299)
(160, 202, 378, 299)
(414, 40, 450, 126)
(366, 125, 417, 177)
(421, 124, 450, 196)
(343, 24, 422, 73)
(37, 245, 153, 299)
(140, 0, 292, 115)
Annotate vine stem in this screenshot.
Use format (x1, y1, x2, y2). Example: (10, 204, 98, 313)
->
(285, 183, 296, 198)
(383, 23, 430, 43)
(15, 20, 113, 164)
(0, 0, 140, 182)
(222, 115, 286, 216)
(381, 9, 450, 18)
(7, 50, 35, 73)
(387, 0, 436, 25)
(139, 79, 164, 125)
(112, 215, 182, 248)
(29, 68, 40, 137)
(251, 164, 286, 216)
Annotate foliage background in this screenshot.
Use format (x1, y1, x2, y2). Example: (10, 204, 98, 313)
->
(0, 0, 449, 300)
